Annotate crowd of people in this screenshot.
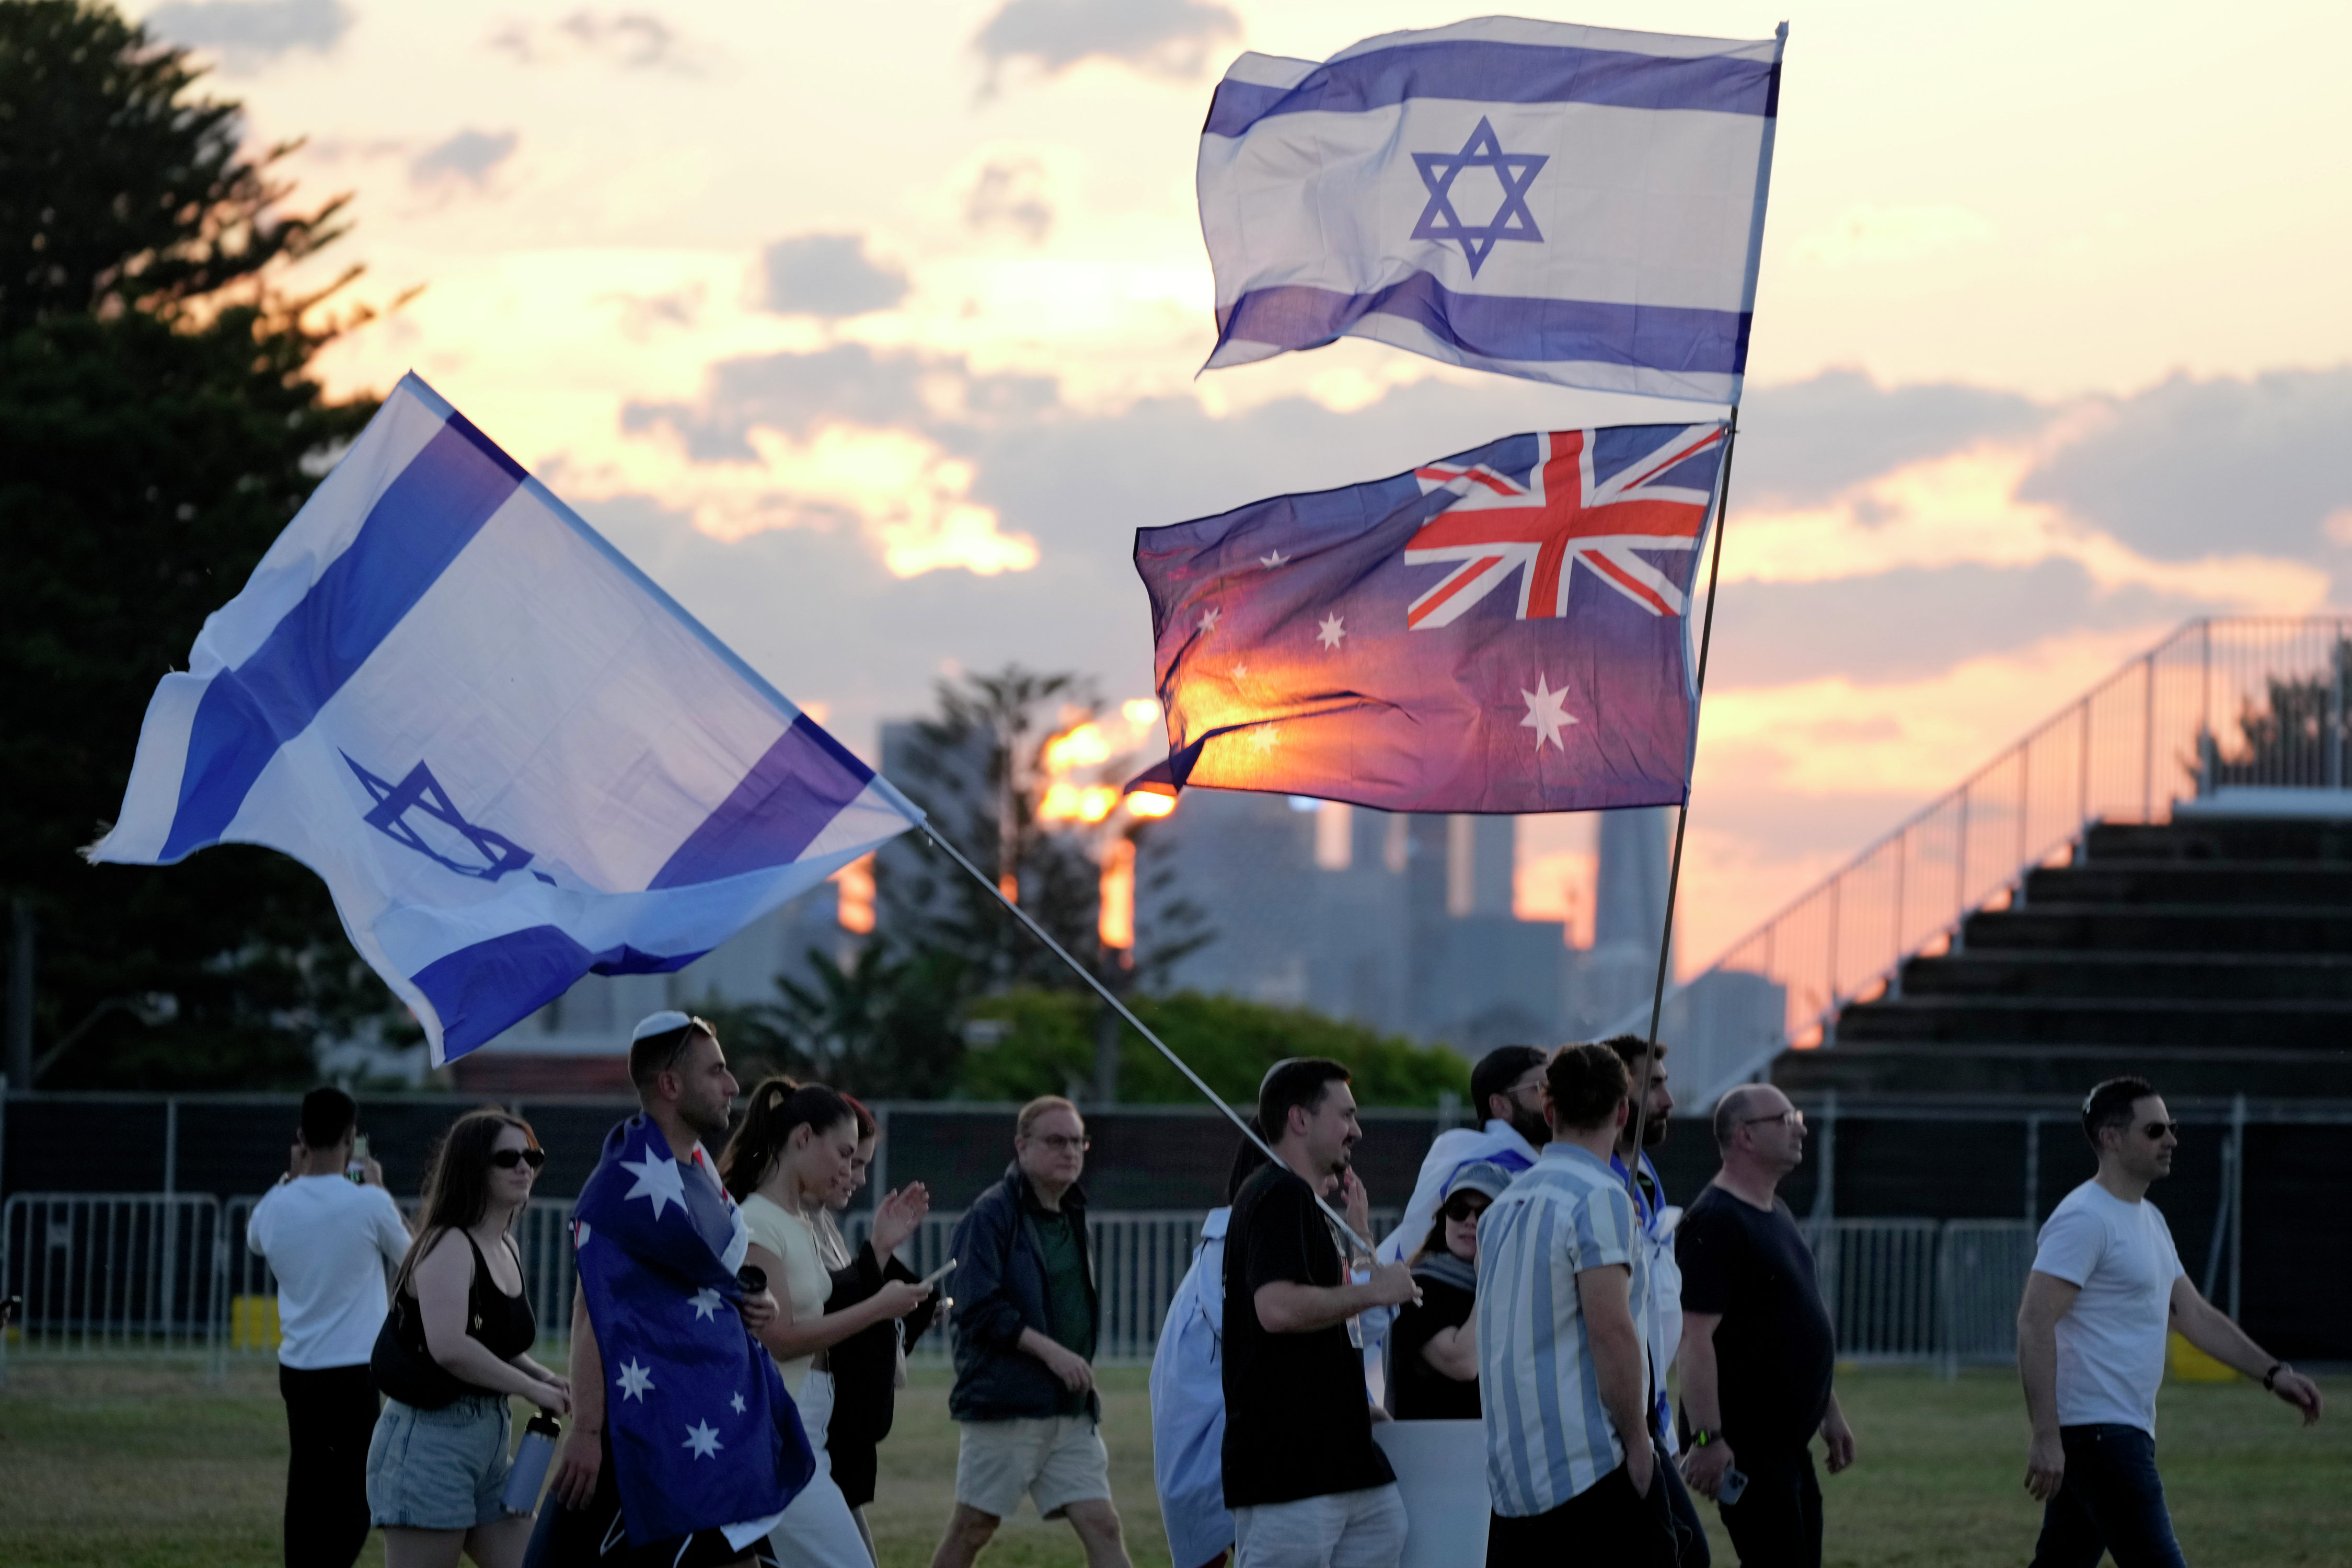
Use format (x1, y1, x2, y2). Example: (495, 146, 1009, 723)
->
(244, 1020, 2325, 1568)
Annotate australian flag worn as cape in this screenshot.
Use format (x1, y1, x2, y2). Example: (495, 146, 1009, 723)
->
(573, 1114, 814, 1545)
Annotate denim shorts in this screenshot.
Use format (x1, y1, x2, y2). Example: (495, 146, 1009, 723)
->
(365, 1393, 513, 1530)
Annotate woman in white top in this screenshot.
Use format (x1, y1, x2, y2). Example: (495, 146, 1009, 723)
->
(721, 1079, 931, 1568)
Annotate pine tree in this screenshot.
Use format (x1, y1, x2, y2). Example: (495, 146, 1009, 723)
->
(1, 0, 403, 1088)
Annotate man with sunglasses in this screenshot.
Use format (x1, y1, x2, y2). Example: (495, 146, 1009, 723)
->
(2017, 1077, 2324, 1568)
(1677, 1085, 1854, 1568)
(1376, 1045, 1551, 1271)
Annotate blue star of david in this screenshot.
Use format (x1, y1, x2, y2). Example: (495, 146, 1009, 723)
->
(1411, 117, 1549, 277)
(343, 755, 550, 883)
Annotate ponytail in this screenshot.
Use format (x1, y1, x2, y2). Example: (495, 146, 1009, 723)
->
(720, 1075, 855, 1201)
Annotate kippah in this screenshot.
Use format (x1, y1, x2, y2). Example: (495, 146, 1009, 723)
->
(631, 1009, 694, 1043)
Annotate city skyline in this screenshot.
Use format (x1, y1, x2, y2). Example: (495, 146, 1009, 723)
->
(129, 0, 2352, 974)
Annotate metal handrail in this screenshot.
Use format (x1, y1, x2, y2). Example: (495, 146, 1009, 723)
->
(1612, 616, 2352, 1108)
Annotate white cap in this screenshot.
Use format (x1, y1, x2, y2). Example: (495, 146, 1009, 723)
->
(631, 1009, 695, 1043)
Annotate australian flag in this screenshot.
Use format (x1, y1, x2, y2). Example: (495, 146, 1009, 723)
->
(573, 1115, 814, 1546)
(1131, 422, 1725, 815)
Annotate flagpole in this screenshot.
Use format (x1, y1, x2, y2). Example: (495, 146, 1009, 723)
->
(1626, 407, 1743, 1169)
(916, 822, 1376, 1255)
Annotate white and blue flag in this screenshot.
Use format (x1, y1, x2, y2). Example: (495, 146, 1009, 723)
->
(89, 374, 922, 1066)
(1198, 17, 1785, 402)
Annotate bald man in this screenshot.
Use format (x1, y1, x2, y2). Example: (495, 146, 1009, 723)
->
(1674, 1087, 1855, 1568)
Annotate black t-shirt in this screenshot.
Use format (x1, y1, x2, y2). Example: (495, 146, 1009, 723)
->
(1221, 1165, 1396, 1507)
(1676, 1186, 1835, 1452)
(1389, 1275, 1479, 1421)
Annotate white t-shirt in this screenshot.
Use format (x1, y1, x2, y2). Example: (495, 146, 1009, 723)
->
(246, 1175, 411, 1370)
(2031, 1181, 2186, 1434)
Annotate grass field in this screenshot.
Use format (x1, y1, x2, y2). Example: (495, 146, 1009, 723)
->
(0, 1359, 2343, 1567)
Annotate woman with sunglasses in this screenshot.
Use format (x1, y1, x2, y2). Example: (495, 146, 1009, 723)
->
(366, 1109, 569, 1568)
(721, 1078, 932, 1568)
(1389, 1161, 1512, 1420)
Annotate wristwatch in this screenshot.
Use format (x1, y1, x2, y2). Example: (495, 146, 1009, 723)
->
(2263, 1362, 2290, 1391)
(1690, 1427, 1724, 1448)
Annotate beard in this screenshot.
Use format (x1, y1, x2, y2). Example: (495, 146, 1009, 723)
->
(1507, 1103, 1552, 1149)
(1641, 1110, 1669, 1148)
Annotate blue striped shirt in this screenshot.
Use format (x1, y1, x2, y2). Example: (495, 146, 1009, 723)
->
(1475, 1143, 1642, 1516)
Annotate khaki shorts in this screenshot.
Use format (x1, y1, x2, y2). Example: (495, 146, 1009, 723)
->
(954, 1414, 1113, 1520)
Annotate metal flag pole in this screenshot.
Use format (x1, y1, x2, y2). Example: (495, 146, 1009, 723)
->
(916, 823, 1375, 1255)
(1627, 407, 1744, 1171)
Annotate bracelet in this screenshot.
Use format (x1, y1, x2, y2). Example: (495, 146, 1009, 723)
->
(1690, 1428, 1722, 1448)
(2263, 1362, 2289, 1392)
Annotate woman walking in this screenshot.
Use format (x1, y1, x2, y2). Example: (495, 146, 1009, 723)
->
(722, 1079, 931, 1568)
(817, 1095, 939, 1561)
(367, 1109, 569, 1568)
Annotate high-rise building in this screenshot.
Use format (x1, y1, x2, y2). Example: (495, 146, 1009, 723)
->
(1135, 794, 1565, 1053)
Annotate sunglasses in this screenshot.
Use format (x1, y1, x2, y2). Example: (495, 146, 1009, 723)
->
(2140, 1121, 2181, 1140)
(1741, 1109, 1805, 1132)
(1032, 1135, 1090, 1155)
(491, 1147, 547, 1171)
(1442, 1197, 1491, 1223)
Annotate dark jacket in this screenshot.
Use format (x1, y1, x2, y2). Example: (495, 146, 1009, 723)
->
(947, 1163, 1099, 1422)
(823, 1243, 938, 1446)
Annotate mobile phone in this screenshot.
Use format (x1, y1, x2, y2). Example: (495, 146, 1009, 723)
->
(918, 1257, 958, 1290)
(347, 1134, 371, 1182)
(1718, 1466, 1748, 1505)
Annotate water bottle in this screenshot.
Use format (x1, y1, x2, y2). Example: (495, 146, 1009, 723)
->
(502, 1413, 561, 1514)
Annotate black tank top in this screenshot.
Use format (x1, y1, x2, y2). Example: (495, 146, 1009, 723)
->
(385, 1231, 536, 1402)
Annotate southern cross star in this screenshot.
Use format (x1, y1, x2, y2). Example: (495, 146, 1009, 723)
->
(1412, 117, 1549, 277)
(615, 1358, 655, 1402)
(689, 1287, 724, 1321)
(683, 1420, 723, 1460)
(1248, 724, 1282, 754)
(1520, 674, 1579, 752)
(1198, 606, 1221, 634)
(1316, 614, 1346, 650)
(619, 1150, 686, 1221)
(730, 1391, 747, 1415)
(1260, 549, 1289, 568)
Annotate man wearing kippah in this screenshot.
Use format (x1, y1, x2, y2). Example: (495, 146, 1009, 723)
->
(2017, 1077, 2324, 1568)
(527, 1012, 799, 1568)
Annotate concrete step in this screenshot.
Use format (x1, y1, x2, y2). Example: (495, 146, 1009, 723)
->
(1963, 904, 2352, 955)
(2023, 862, 2352, 907)
(1834, 996, 2352, 1048)
(1774, 1042, 2352, 1100)
(2084, 817, 2352, 865)
(1899, 951, 2352, 1002)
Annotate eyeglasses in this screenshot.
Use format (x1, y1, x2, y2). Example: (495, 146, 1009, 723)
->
(1442, 1198, 1490, 1223)
(1032, 1135, 1090, 1155)
(491, 1148, 547, 1171)
(1740, 1109, 1805, 1132)
(2141, 1121, 2181, 1140)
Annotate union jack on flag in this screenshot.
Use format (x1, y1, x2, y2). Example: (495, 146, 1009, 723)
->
(1404, 423, 1725, 629)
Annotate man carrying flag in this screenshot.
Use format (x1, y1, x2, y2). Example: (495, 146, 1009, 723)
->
(527, 1011, 814, 1568)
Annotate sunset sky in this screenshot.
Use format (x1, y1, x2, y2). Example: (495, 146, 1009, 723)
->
(136, 0, 2352, 970)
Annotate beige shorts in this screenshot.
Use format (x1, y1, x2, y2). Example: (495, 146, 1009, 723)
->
(954, 1414, 1113, 1520)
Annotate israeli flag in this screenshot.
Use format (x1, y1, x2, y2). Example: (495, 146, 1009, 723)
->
(89, 374, 922, 1065)
(1198, 17, 1785, 402)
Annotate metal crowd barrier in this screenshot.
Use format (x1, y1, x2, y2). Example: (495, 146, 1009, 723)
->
(0, 1193, 227, 1371)
(4, 1194, 2035, 1379)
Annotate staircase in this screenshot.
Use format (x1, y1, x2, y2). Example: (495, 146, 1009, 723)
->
(1629, 618, 2352, 1108)
(1779, 815, 2352, 1100)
